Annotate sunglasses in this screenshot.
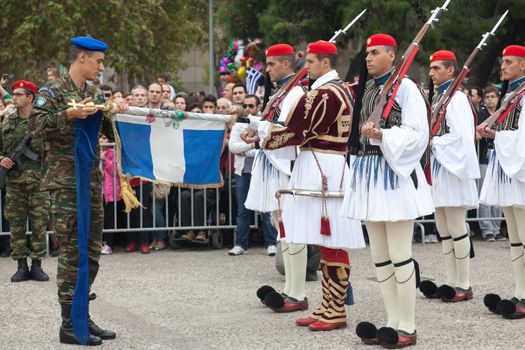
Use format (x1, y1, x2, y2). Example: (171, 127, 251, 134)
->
(104, 93, 112, 98)
(243, 103, 256, 109)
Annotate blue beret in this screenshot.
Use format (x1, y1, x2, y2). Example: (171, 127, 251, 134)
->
(70, 36, 108, 52)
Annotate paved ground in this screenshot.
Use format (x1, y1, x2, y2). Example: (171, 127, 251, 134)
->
(0, 240, 522, 349)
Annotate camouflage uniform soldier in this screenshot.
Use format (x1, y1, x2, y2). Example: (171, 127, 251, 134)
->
(1, 80, 50, 283)
(29, 37, 116, 346)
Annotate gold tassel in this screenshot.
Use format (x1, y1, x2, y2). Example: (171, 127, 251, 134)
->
(119, 177, 143, 213)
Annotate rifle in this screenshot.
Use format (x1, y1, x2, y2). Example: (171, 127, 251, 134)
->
(367, 0, 451, 128)
(259, 9, 367, 121)
(482, 81, 525, 129)
(431, 10, 509, 135)
(0, 132, 38, 187)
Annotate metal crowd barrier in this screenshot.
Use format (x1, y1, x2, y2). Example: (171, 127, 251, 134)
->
(0, 143, 260, 253)
(0, 140, 509, 253)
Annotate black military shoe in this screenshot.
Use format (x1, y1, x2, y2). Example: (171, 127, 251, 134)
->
(59, 304, 102, 346)
(29, 260, 50, 281)
(11, 258, 30, 282)
(88, 318, 117, 340)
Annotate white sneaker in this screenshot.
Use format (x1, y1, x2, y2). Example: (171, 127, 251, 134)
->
(266, 245, 277, 256)
(101, 243, 113, 255)
(228, 246, 246, 256)
(425, 234, 438, 243)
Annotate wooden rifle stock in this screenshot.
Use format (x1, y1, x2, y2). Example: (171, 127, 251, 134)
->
(430, 67, 470, 135)
(259, 68, 307, 121)
(431, 10, 509, 134)
(367, 0, 450, 128)
(484, 81, 525, 128)
(259, 9, 367, 122)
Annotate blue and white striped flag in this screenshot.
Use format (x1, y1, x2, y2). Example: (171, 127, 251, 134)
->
(245, 66, 263, 94)
(113, 108, 230, 187)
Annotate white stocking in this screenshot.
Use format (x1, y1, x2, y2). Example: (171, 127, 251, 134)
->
(281, 241, 291, 296)
(505, 207, 525, 299)
(444, 207, 470, 290)
(435, 208, 456, 286)
(366, 221, 399, 329)
(288, 243, 307, 301)
(386, 220, 416, 334)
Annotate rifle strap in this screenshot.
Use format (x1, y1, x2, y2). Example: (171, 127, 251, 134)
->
(497, 93, 524, 125)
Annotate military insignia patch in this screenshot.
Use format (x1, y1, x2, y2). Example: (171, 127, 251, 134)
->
(35, 97, 47, 107)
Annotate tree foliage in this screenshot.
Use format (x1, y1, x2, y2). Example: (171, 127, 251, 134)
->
(0, 0, 208, 85)
(216, 0, 524, 87)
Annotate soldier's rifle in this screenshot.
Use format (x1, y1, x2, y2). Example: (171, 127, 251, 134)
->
(259, 9, 367, 121)
(430, 10, 509, 135)
(0, 132, 38, 187)
(482, 81, 525, 129)
(367, 0, 451, 128)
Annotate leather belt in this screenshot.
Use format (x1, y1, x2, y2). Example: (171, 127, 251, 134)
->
(357, 144, 382, 156)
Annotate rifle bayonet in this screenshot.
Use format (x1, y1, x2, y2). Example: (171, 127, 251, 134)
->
(429, 0, 451, 28)
(329, 9, 367, 43)
(477, 10, 509, 50)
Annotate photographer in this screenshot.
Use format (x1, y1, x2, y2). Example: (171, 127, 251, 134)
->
(1, 74, 14, 103)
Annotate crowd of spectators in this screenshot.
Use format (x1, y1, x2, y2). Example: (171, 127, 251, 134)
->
(0, 68, 507, 259)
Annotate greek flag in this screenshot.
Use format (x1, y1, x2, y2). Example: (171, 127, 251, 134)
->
(246, 66, 263, 94)
(113, 108, 229, 187)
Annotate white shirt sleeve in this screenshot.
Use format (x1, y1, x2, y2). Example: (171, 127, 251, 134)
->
(432, 92, 480, 179)
(494, 96, 525, 182)
(228, 123, 254, 154)
(370, 79, 429, 179)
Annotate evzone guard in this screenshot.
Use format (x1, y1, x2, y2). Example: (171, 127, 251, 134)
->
(248, 40, 365, 331)
(478, 44, 525, 319)
(419, 50, 479, 302)
(242, 43, 310, 313)
(343, 33, 434, 347)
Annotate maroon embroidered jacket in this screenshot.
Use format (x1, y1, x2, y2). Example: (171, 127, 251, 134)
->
(262, 80, 354, 154)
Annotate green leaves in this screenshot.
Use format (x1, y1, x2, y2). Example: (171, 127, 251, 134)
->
(215, 0, 523, 87)
(0, 0, 207, 86)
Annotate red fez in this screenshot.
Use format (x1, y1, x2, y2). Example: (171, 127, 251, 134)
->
(430, 50, 457, 63)
(266, 44, 294, 57)
(366, 34, 397, 48)
(12, 80, 37, 94)
(307, 41, 337, 55)
(502, 45, 525, 58)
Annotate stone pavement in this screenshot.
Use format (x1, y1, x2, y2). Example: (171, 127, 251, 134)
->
(0, 241, 522, 349)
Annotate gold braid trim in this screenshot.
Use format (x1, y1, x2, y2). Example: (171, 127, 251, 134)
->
(268, 131, 296, 149)
(303, 90, 319, 119)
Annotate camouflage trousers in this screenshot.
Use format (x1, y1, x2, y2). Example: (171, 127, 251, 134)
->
(5, 180, 50, 261)
(50, 186, 103, 305)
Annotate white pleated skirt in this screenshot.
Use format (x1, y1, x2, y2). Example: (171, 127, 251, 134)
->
(480, 149, 525, 208)
(341, 155, 434, 221)
(431, 157, 479, 209)
(281, 151, 365, 249)
(245, 151, 290, 213)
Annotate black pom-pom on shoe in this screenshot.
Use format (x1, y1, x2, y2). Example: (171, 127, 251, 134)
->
(419, 280, 438, 298)
(498, 299, 517, 315)
(356, 321, 377, 339)
(264, 291, 285, 308)
(356, 322, 380, 345)
(376, 327, 399, 345)
(256, 285, 275, 301)
(437, 284, 456, 301)
(483, 293, 501, 313)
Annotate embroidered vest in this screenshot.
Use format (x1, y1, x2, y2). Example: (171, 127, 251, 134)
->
(496, 92, 522, 131)
(359, 79, 402, 145)
(431, 92, 450, 136)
